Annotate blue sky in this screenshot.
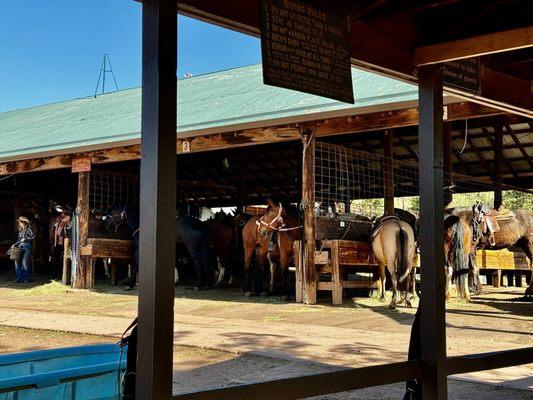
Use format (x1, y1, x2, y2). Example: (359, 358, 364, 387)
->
(0, 1, 261, 112)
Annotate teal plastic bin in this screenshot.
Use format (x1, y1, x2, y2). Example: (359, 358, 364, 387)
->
(0, 344, 126, 400)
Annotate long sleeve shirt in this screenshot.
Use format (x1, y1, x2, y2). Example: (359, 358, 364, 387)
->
(17, 226, 35, 244)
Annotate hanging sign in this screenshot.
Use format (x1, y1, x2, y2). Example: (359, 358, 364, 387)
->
(443, 57, 481, 94)
(260, 0, 354, 104)
(71, 157, 92, 173)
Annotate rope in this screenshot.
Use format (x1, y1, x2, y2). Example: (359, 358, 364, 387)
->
(70, 210, 79, 286)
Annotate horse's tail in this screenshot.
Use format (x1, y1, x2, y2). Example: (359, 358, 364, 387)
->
(451, 221, 468, 276)
(397, 225, 410, 283)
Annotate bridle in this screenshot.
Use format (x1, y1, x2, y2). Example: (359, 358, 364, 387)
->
(256, 203, 284, 231)
(255, 203, 302, 232)
(104, 207, 127, 233)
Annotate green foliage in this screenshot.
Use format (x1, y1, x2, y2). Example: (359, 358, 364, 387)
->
(503, 190, 533, 210)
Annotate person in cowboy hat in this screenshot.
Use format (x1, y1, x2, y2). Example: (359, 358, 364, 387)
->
(13, 216, 35, 283)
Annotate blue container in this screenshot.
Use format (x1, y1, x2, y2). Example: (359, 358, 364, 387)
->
(0, 344, 126, 400)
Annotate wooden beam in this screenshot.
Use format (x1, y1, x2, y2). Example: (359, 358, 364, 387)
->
(137, 1, 177, 399)
(417, 64, 447, 399)
(443, 123, 452, 207)
(493, 124, 503, 209)
(507, 125, 533, 169)
(383, 130, 394, 215)
(73, 172, 91, 289)
(414, 27, 533, 65)
(0, 102, 503, 176)
(301, 132, 317, 305)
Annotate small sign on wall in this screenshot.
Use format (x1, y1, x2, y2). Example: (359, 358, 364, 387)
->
(71, 157, 92, 173)
(443, 57, 481, 94)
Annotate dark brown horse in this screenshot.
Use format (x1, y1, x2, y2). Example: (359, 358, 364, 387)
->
(445, 203, 490, 300)
(242, 200, 290, 297)
(206, 211, 237, 287)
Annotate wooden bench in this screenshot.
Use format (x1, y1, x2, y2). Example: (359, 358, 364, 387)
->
(294, 239, 380, 305)
(63, 237, 135, 287)
(475, 248, 530, 287)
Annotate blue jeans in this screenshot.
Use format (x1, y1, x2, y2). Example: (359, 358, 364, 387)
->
(14, 243, 31, 282)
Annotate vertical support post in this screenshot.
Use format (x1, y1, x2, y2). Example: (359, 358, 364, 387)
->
(418, 65, 447, 400)
(237, 152, 247, 212)
(74, 171, 91, 289)
(493, 124, 503, 209)
(443, 123, 453, 208)
(137, 1, 177, 399)
(383, 129, 394, 215)
(302, 131, 317, 305)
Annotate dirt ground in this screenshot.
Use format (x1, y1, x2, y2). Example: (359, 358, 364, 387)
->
(0, 273, 530, 399)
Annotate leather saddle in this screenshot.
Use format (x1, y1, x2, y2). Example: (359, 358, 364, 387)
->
(484, 206, 515, 235)
(371, 215, 400, 239)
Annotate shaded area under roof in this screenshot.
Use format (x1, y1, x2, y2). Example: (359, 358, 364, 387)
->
(0, 64, 418, 162)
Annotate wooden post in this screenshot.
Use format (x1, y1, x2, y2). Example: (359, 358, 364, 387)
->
(494, 124, 503, 209)
(443, 123, 453, 208)
(137, 1, 177, 399)
(293, 240, 303, 303)
(73, 171, 91, 289)
(302, 132, 317, 305)
(331, 240, 342, 305)
(383, 130, 395, 215)
(62, 237, 71, 286)
(418, 65, 447, 399)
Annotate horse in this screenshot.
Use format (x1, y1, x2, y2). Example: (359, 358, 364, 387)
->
(444, 203, 488, 301)
(264, 203, 301, 300)
(242, 199, 289, 297)
(103, 204, 140, 290)
(206, 211, 236, 287)
(175, 210, 212, 291)
(371, 215, 417, 309)
(455, 205, 533, 294)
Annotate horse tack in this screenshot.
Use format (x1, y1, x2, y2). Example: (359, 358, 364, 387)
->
(371, 215, 400, 239)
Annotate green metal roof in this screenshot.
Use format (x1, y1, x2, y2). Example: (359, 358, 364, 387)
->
(0, 64, 419, 162)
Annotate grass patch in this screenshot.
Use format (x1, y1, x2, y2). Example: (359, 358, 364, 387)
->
(13, 280, 72, 297)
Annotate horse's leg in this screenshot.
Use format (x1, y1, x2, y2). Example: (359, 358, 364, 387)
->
(379, 262, 386, 301)
(469, 252, 482, 294)
(256, 246, 269, 296)
(243, 244, 254, 297)
(267, 253, 276, 293)
(389, 268, 398, 309)
(523, 241, 533, 296)
(445, 263, 453, 300)
(279, 235, 292, 301)
(214, 256, 225, 288)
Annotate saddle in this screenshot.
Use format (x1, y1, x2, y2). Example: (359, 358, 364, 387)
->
(371, 215, 400, 239)
(483, 206, 515, 236)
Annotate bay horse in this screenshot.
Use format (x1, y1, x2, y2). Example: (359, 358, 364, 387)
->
(371, 215, 417, 309)
(242, 199, 291, 297)
(457, 206, 533, 295)
(265, 203, 301, 300)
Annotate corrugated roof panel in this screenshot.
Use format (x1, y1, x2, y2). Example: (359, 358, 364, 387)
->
(0, 65, 418, 162)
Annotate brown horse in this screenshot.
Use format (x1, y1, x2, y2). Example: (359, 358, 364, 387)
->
(453, 205, 533, 295)
(445, 203, 490, 300)
(265, 203, 301, 300)
(371, 216, 417, 309)
(242, 200, 287, 296)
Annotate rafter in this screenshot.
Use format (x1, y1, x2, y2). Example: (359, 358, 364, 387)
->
(414, 26, 533, 65)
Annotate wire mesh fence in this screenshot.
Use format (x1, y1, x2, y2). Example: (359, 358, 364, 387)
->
(90, 171, 139, 213)
(314, 141, 533, 220)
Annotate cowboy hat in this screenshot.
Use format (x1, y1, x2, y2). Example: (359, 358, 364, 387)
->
(17, 216, 30, 224)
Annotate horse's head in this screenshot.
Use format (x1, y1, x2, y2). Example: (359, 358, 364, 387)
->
(102, 204, 127, 233)
(256, 199, 285, 237)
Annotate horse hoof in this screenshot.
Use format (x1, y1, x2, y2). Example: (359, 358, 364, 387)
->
(259, 291, 268, 297)
(388, 303, 396, 310)
(123, 286, 134, 291)
(243, 291, 252, 297)
(281, 295, 290, 302)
